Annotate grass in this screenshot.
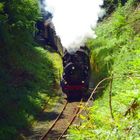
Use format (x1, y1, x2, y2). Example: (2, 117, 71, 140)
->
(0, 0, 64, 139)
(68, 0, 140, 139)
(0, 43, 63, 140)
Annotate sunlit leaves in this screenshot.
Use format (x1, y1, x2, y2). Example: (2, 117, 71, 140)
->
(69, 0, 140, 139)
(0, 0, 40, 46)
(0, 2, 4, 12)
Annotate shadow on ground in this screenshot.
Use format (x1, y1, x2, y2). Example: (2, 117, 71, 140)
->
(37, 111, 59, 121)
(0, 44, 59, 140)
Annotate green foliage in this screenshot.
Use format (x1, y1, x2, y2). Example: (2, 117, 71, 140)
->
(0, 44, 62, 140)
(0, 0, 63, 139)
(69, 1, 140, 139)
(0, 0, 39, 46)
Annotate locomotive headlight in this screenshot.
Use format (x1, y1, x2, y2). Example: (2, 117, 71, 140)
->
(72, 66, 75, 70)
(82, 81, 85, 83)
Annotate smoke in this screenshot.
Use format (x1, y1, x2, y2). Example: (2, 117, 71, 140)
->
(44, 0, 104, 52)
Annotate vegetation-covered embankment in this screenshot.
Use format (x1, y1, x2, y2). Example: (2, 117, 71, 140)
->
(0, 1, 62, 139)
(69, 0, 140, 139)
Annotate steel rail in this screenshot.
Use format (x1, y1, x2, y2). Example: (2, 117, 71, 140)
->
(40, 99, 83, 140)
(58, 106, 81, 140)
(40, 100, 68, 140)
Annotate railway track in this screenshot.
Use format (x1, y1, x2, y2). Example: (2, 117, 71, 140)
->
(40, 99, 83, 140)
(39, 79, 101, 140)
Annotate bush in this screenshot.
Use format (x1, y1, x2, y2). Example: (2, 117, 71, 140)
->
(68, 1, 140, 139)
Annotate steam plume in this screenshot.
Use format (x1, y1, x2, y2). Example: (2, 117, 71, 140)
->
(44, 0, 104, 52)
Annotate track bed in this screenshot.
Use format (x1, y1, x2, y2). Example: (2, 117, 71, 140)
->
(41, 100, 81, 140)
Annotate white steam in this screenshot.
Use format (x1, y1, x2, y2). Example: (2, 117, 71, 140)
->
(44, 0, 104, 52)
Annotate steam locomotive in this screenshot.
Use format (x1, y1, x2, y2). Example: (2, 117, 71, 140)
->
(34, 6, 90, 100)
(35, 20, 90, 99)
(61, 46, 90, 100)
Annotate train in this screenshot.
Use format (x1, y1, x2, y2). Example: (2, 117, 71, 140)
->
(61, 46, 90, 100)
(34, 13, 90, 100)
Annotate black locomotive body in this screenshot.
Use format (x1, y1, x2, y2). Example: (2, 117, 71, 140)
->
(61, 46, 90, 99)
